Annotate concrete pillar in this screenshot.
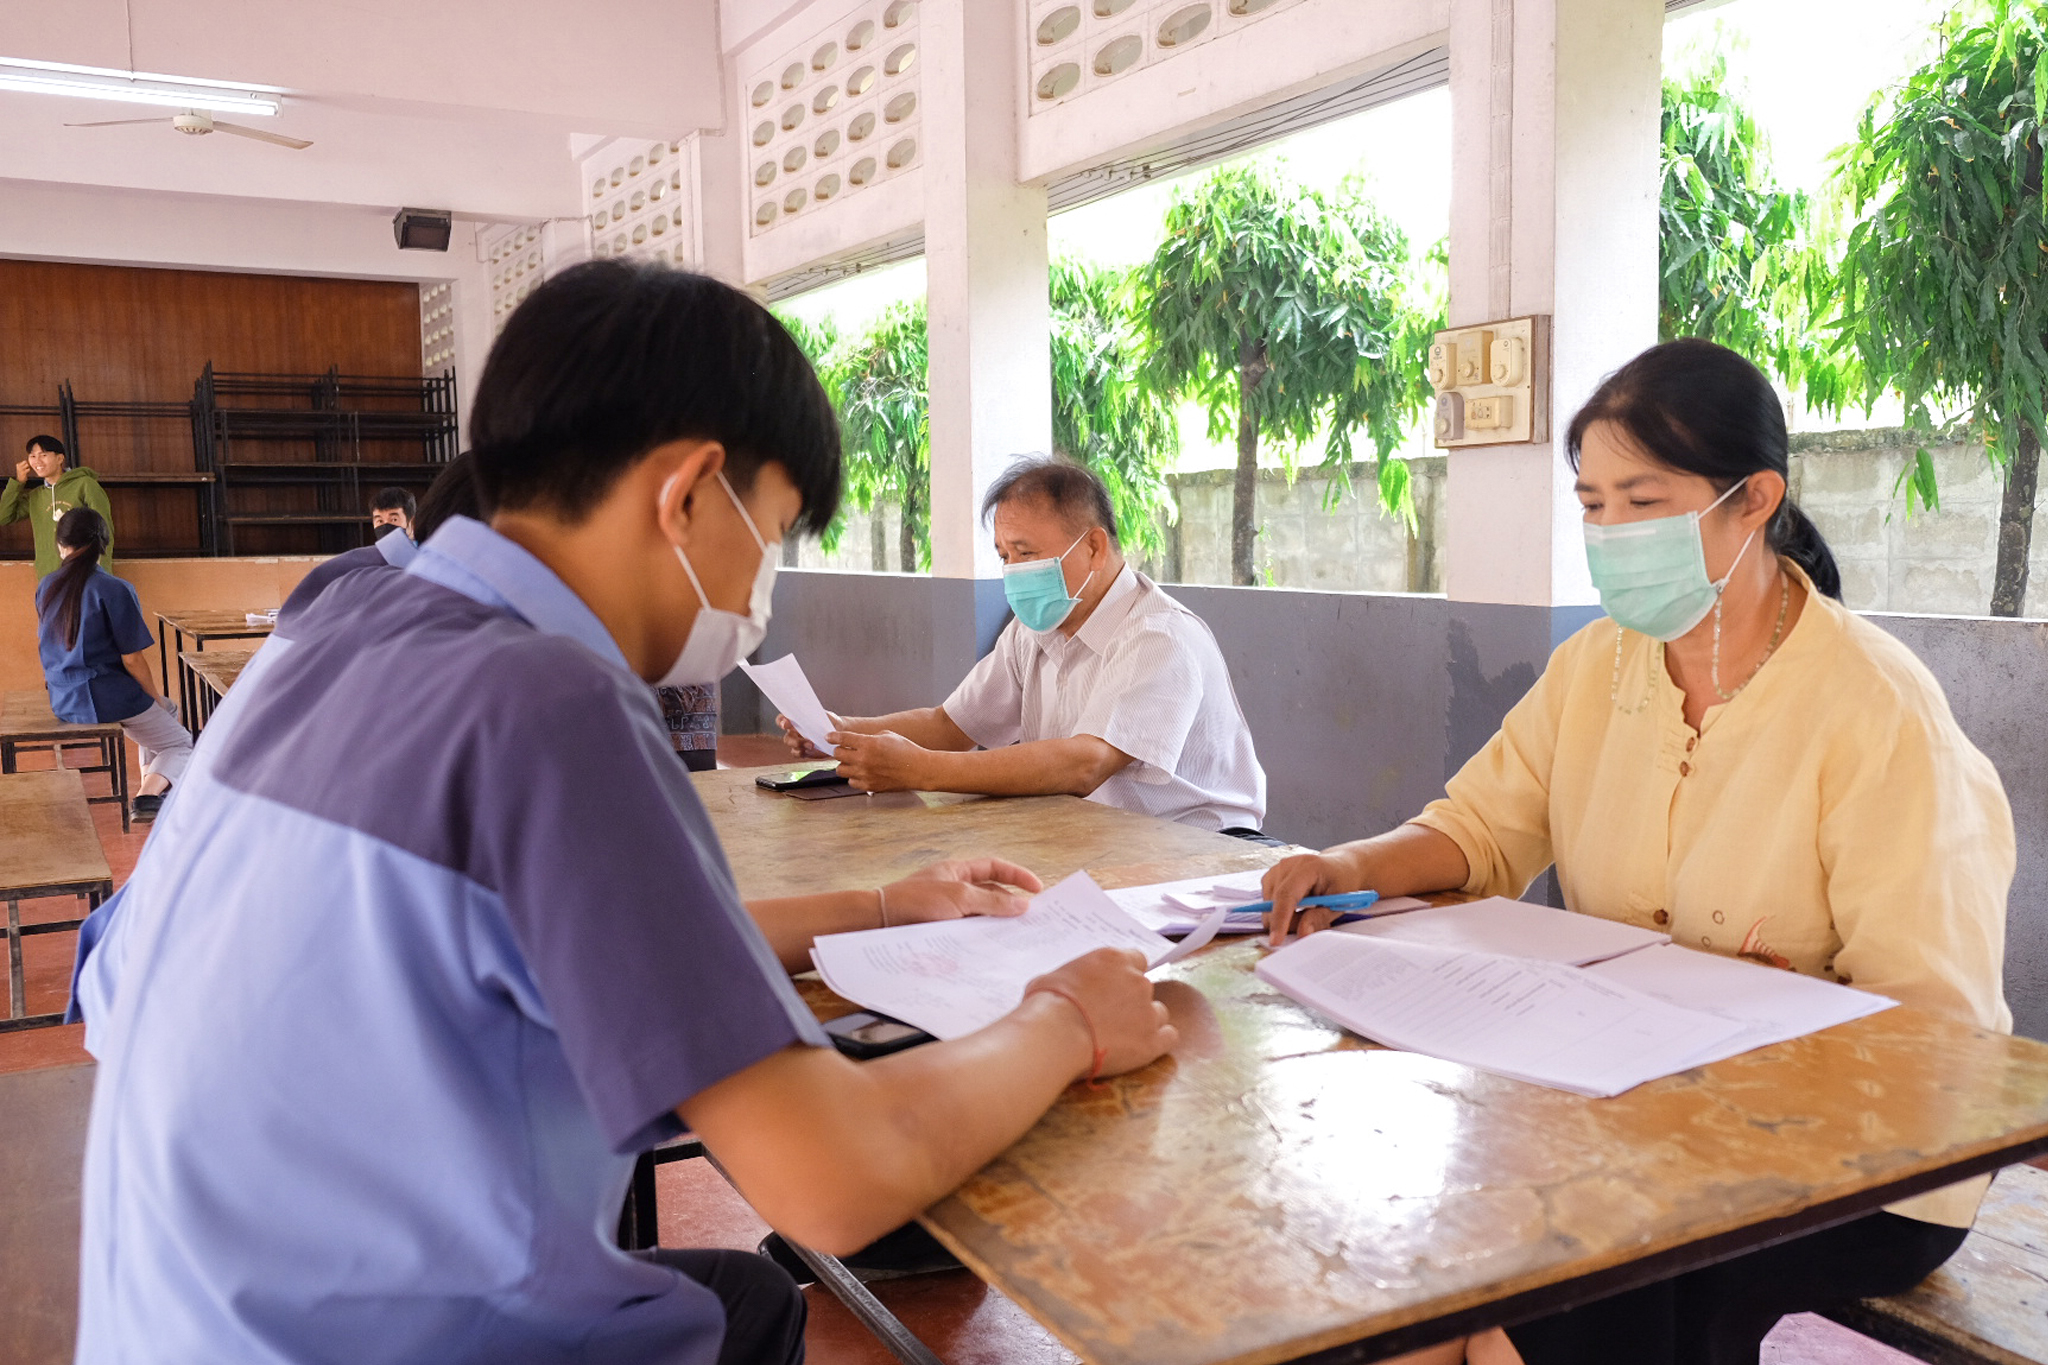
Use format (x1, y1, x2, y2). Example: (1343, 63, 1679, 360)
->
(1444, 0, 1663, 611)
(920, 0, 1053, 582)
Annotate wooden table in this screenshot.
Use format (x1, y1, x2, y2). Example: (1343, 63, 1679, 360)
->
(0, 691, 131, 834)
(156, 610, 273, 732)
(0, 770, 112, 1033)
(692, 766, 1285, 902)
(179, 648, 259, 735)
(693, 766, 2048, 1365)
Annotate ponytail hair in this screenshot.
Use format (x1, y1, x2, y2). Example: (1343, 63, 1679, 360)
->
(1566, 338, 1841, 600)
(40, 507, 110, 650)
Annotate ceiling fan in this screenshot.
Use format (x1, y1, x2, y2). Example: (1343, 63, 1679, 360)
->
(64, 109, 311, 150)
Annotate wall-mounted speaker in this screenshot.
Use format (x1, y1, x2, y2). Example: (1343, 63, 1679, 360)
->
(393, 208, 453, 252)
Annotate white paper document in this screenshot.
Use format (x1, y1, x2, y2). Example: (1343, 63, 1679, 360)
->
(738, 653, 837, 755)
(1336, 896, 1669, 965)
(1587, 943, 1896, 1069)
(1107, 872, 1426, 935)
(1255, 932, 1749, 1097)
(811, 871, 1175, 1040)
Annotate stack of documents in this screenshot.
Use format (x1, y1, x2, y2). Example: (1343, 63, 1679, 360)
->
(812, 872, 1212, 1040)
(1256, 898, 1895, 1097)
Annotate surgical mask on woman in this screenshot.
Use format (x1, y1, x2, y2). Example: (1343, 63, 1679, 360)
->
(1002, 532, 1093, 632)
(661, 471, 776, 686)
(1583, 477, 1756, 641)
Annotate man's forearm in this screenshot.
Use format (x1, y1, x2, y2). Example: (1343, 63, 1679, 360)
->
(841, 707, 972, 751)
(0, 480, 26, 524)
(918, 736, 1130, 798)
(747, 889, 884, 973)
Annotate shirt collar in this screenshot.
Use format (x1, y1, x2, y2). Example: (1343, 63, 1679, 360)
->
(407, 515, 630, 671)
(376, 529, 419, 568)
(1071, 563, 1142, 656)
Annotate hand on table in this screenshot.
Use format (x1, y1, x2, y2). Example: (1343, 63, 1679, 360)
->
(829, 729, 928, 792)
(775, 712, 842, 761)
(880, 858, 1043, 925)
(1025, 948, 1179, 1078)
(1261, 852, 1361, 947)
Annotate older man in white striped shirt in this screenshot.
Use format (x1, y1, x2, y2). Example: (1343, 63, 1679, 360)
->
(780, 456, 1270, 836)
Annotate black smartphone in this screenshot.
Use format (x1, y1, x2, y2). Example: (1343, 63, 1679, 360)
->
(755, 765, 849, 791)
(823, 1011, 935, 1059)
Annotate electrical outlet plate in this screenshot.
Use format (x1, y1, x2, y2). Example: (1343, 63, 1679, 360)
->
(1428, 314, 1550, 449)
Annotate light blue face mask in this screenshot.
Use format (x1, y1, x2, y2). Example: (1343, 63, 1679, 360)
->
(1002, 533, 1093, 633)
(1583, 478, 1755, 641)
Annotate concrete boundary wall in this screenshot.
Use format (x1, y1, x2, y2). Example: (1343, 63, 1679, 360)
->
(739, 568, 2048, 1039)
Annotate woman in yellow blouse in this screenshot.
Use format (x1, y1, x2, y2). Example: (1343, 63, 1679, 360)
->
(1264, 339, 2014, 1365)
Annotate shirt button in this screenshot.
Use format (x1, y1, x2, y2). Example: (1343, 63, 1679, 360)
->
(1653, 910, 1669, 925)
(1700, 935, 1712, 948)
(1679, 761, 1692, 777)
(1685, 737, 1697, 752)
(1712, 910, 1724, 924)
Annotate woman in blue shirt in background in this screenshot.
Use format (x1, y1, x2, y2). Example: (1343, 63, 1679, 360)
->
(36, 507, 193, 823)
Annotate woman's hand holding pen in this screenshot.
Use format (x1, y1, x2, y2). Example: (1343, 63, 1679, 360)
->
(1260, 852, 1363, 947)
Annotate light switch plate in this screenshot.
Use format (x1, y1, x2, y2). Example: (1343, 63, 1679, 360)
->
(1428, 314, 1550, 449)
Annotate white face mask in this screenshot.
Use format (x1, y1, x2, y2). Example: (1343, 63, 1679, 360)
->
(660, 470, 776, 687)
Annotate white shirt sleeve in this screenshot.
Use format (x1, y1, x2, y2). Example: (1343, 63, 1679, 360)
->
(941, 624, 1026, 749)
(1071, 619, 1206, 784)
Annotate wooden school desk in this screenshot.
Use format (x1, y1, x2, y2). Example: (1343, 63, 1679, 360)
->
(0, 691, 131, 834)
(179, 649, 259, 735)
(691, 766, 2048, 1365)
(155, 611, 272, 731)
(0, 770, 112, 1033)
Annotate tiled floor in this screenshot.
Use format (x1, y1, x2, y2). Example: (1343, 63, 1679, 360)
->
(9, 739, 1940, 1364)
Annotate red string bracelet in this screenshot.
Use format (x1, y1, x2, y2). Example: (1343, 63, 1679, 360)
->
(1026, 983, 1108, 1087)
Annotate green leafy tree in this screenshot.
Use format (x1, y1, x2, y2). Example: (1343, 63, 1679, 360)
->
(1136, 165, 1430, 586)
(1660, 51, 1811, 377)
(1049, 258, 1179, 561)
(831, 302, 930, 571)
(1824, 0, 2048, 616)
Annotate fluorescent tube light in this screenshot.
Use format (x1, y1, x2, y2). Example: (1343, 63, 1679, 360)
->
(0, 58, 280, 116)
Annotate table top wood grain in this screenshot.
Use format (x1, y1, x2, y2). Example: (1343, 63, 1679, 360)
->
(157, 610, 274, 641)
(690, 765, 1284, 902)
(0, 690, 121, 742)
(181, 648, 259, 697)
(696, 764, 2048, 1365)
(0, 769, 113, 898)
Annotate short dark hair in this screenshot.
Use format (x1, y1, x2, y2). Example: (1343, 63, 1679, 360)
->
(413, 451, 483, 542)
(981, 454, 1119, 545)
(1567, 338, 1841, 600)
(25, 434, 65, 459)
(468, 260, 841, 532)
(371, 486, 417, 521)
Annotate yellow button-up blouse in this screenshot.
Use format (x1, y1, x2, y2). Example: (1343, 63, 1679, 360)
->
(1411, 562, 2014, 1226)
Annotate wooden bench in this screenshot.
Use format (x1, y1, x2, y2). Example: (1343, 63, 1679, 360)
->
(0, 691, 132, 833)
(0, 770, 113, 1033)
(1823, 1164, 2048, 1364)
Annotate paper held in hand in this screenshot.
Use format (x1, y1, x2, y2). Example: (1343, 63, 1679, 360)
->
(1256, 898, 1895, 1097)
(811, 871, 1223, 1040)
(737, 653, 836, 755)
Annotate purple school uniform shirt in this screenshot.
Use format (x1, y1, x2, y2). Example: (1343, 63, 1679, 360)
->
(71, 515, 825, 1364)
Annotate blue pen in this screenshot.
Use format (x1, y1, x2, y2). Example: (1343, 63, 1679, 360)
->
(1222, 889, 1382, 923)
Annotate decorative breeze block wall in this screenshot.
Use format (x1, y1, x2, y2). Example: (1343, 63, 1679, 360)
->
(742, 0, 923, 239)
(1024, 0, 1303, 112)
(419, 281, 456, 374)
(586, 138, 696, 267)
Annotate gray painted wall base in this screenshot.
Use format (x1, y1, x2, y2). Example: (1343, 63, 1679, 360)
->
(732, 570, 2048, 1039)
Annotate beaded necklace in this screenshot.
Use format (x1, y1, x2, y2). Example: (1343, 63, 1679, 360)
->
(1611, 571, 1792, 712)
